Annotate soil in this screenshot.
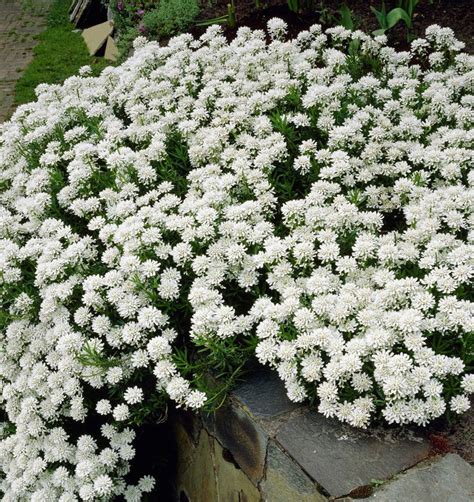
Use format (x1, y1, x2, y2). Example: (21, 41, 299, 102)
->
(193, 0, 474, 52)
(426, 397, 474, 463)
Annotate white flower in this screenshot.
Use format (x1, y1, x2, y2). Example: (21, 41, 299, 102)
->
(124, 387, 144, 405)
(96, 400, 112, 415)
(113, 404, 130, 421)
(450, 395, 470, 414)
(94, 474, 114, 496)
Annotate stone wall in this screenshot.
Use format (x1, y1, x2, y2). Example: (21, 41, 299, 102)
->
(174, 371, 474, 502)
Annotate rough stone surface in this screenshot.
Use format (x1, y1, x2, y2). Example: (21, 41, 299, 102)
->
(276, 410, 431, 498)
(202, 402, 267, 483)
(0, 0, 51, 122)
(232, 370, 298, 420)
(213, 439, 261, 502)
(261, 441, 327, 502)
(358, 454, 474, 502)
(175, 420, 261, 502)
(175, 424, 218, 502)
(175, 372, 471, 502)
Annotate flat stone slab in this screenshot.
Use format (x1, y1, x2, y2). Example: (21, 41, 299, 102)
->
(261, 441, 327, 502)
(276, 411, 431, 498)
(232, 370, 298, 419)
(359, 454, 474, 502)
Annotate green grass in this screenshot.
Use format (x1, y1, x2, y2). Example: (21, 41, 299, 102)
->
(15, 0, 111, 105)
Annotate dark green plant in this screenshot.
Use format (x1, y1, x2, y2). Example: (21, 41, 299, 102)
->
(116, 26, 140, 61)
(371, 0, 420, 39)
(287, 0, 299, 13)
(227, 0, 236, 28)
(338, 4, 355, 30)
(315, 1, 332, 25)
(142, 0, 200, 38)
(399, 0, 420, 25)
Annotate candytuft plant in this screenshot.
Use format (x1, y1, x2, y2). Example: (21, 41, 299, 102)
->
(0, 20, 472, 500)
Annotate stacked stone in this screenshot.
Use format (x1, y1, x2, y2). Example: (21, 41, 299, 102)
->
(174, 371, 474, 501)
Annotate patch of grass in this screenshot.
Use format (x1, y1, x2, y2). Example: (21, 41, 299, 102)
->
(15, 0, 111, 106)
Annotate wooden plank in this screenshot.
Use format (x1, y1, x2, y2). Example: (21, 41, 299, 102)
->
(82, 20, 114, 55)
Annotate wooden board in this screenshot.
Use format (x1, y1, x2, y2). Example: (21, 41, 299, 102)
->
(82, 20, 114, 55)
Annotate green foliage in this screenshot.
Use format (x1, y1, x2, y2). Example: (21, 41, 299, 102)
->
(371, 0, 420, 38)
(109, 0, 157, 33)
(78, 342, 121, 374)
(174, 334, 258, 410)
(15, 0, 109, 106)
(116, 26, 140, 61)
(227, 0, 237, 28)
(142, 0, 200, 38)
(287, 0, 299, 14)
(338, 4, 355, 31)
(195, 14, 229, 27)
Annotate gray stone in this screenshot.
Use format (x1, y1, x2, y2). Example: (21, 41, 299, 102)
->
(261, 441, 327, 502)
(358, 454, 474, 502)
(276, 411, 431, 498)
(232, 370, 298, 420)
(202, 402, 267, 484)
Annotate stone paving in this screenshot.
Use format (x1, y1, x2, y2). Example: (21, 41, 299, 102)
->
(0, 0, 51, 122)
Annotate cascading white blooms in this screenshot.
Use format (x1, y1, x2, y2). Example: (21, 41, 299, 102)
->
(0, 18, 473, 499)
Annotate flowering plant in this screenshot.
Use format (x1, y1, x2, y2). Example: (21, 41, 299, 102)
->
(0, 19, 472, 499)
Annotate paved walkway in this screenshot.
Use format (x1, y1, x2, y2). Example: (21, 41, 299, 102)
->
(0, 0, 51, 122)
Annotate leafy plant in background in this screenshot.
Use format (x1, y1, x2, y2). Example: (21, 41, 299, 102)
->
(227, 0, 237, 28)
(116, 26, 140, 60)
(109, 0, 155, 33)
(338, 4, 355, 31)
(287, 0, 299, 14)
(371, 0, 420, 39)
(142, 0, 200, 38)
(287, 0, 318, 15)
(315, 0, 333, 25)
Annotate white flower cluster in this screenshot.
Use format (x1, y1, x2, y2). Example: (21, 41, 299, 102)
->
(0, 20, 472, 499)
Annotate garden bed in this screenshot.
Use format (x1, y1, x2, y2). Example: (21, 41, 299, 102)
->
(194, 0, 474, 52)
(110, 0, 474, 60)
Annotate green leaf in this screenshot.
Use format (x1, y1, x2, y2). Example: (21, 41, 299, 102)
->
(373, 28, 387, 36)
(339, 4, 354, 31)
(195, 15, 228, 26)
(370, 6, 387, 29)
(386, 8, 411, 29)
